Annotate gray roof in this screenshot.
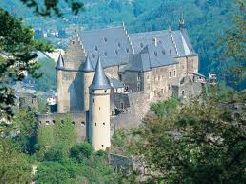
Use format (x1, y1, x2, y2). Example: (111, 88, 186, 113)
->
(82, 55, 94, 72)
(56, 53, 64, 69)
(90, 57, 111, 90)
(108, 77, 124, 89)
(79, 26, 131, 68)
(123, 45, 177, 72)
(130, 29, 195, 57)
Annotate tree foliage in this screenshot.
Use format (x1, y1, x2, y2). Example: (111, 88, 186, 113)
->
(0, 139, 32, 184)
(0, 8, 52, 121)
(131, 94, 246, 183)
(19, 0, 85, 16)
(13, 109, 39, 154)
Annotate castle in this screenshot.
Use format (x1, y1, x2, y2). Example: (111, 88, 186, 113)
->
(39, 19, 206, 151)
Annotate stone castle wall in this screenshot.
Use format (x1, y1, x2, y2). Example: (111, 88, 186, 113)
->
(38, 112, 87, 142)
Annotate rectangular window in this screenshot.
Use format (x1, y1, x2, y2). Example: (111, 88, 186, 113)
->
(137, 73, 141, 81)
(168, 84, 171, 91)
(137, 83, 141, 91)
(169, 71, 172, 78)
(173, 70, 176, 77)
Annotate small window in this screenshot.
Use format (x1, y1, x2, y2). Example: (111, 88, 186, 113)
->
(120, 103, 124, 109)
(168, 84, 171, 91)
(170, 49, 172, 55)
(95, 46, 98, 51)
(118, 42, 121, 48)
(182, 90, 185, 96)
(137, 73, 141, 81)
(169, 71, 172, 77)
(126, 48, 129, 53)
(173, 70, 176, 77)
(115, 50, 118, 55)
(103, 122, 105, 125)
(104, 37, 107, 42)
(162, 50, 165, 55)
(154, 51, 157, 56)
(99, 107, 100, 110)
(95, 123, 96, 126)
(101, 145, 104, 148)
(104, 52, 107, 56)
(81, 122, 85, 126)
(137, 83, 141, 92)
(93, 98, 94, 103)
(104, 90, 107, 93)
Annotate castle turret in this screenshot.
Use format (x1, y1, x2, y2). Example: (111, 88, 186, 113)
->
(82, 54, 94, 111)
(56, 53, 65, 113)
(89, 57, 111, 151)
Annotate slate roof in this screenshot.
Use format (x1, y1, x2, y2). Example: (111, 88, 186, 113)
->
(79, 26, 131, 69)
(123, 44, 177, 72)
(90, 57, 111, 90)
(108, 77, 124, 89)
(82, 55, 94, 73)
(56, 53, 64, 69)
(130, 29, 195, 57)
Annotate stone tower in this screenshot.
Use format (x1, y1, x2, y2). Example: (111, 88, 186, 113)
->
(82, 54, 94, 112)
(56, 35, 86, 113)
(56, 53, 65, 113)
(89, 57, 111, 151)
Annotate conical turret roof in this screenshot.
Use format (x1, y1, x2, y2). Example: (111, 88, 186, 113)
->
(90, 57, 111, 90)
(56, 53, 64, 69)
(82, 55, 94, 72)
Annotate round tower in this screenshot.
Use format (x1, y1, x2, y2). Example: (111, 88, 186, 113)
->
(56, 53, 65, 113)
(82, 54, 94, 112)
(89, 57, 111, 151)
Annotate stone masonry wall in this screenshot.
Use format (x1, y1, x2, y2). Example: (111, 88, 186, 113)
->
(38, 112, 87, 142)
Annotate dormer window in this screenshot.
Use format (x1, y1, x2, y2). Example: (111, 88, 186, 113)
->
(104, 37, 107, 42)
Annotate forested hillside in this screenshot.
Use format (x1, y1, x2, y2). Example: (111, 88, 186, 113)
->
(0, 0, 237, 84)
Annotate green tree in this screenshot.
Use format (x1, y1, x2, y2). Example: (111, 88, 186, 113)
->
(20, 0, 85, 16)
(131, 95, 246, 183)
(13, 109, 39, 154)
(36, 161, 79, 184)
(0, 139, 32, 184)
(0, 8, 52, 122)
(70, 142, 93, 161)
(150, 97, 179, 118)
